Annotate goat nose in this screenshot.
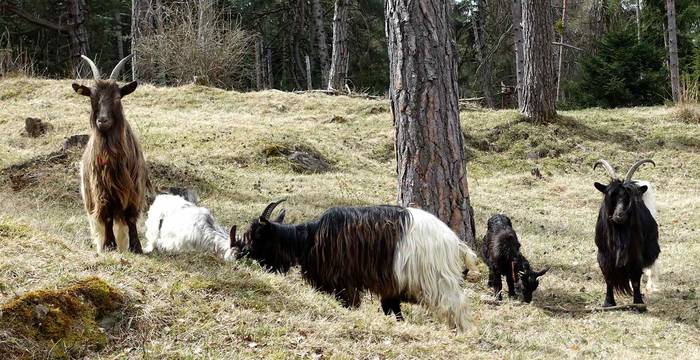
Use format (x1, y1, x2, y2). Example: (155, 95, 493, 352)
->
(97, 117, 107, 124)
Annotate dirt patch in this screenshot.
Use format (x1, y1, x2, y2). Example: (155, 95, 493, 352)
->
(1, 149, 82, 199)
(261, 141, 332, 174)
(147, 160, 210, 193)
(0, 277, 126, 359)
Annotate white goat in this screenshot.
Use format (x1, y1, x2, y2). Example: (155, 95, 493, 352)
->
(144, 194, 237, 261)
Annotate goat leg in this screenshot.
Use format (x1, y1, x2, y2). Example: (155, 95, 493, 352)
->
(505, 270, 517, 299)
(104, 218, 117, 251)
(603, 283, 616, 307)
(381, 297, 404, 321)
(492, 272, 503, 301)
(631, 272, 646, 311)
(127, 221, 143, 254)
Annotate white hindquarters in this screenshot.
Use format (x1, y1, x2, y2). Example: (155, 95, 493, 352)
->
(393, 208, 478, 331)
(144, 194, 234, 261)
(637, 180, 659, 292)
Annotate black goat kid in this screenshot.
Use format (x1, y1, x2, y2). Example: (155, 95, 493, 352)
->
(594, 159, 659, 309)
(482, 214, 548, 303)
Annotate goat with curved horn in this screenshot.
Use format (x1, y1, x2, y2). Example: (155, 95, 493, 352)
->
(80, 55, 101, 80)
(110, 54, 134, 80)
(260, 199, 286, 221)
(624, 159, 655, 183)
(594, 159, 618, 179)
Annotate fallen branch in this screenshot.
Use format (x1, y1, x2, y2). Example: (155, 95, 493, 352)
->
(542, 304, 647, 313)
(293, 89, 384, 100)
(552, 42, 583, 52)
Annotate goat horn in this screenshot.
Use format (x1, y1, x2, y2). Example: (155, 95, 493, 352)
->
(80, 55, 100, 80)
(260, 199, 286, 221)
(594, 159, 618, 180)
(624, 159, 655, 183)
(109, 54, 134, 80)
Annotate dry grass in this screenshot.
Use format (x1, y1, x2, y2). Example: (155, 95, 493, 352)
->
(0, 77, 699, 359)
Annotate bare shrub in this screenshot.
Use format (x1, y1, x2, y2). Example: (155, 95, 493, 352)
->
(674, 77, 700, 124)
(135, 1, 254, 89)
(0, 29, 36, 78)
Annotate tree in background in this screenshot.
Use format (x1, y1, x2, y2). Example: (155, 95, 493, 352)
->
(327, 0, 351, 91)
(385, 0, 475, 246)
(521, 0, 557, 122)
(566, 30, 667, 108)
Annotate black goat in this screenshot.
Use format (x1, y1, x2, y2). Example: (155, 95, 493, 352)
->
(594, 159, 660, 309)
(482, 214, 548, 303)
(238, 200, 479, 330)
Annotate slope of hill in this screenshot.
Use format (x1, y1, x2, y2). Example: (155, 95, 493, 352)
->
(1, 77, 698, 358)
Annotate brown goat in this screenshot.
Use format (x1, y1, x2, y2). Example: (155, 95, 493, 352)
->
(72, 55, 149, 253)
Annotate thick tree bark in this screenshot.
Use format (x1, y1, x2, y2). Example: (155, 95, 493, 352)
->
(328, 0, 351, 91)
(311, 0, 330, 84)
(68, 0, 90, 77)
(665, 0, 680, 103)
(385, 0, 475, 246)
(131, 0, 152, 81)
(556, 0, 568, 102)
(521, 0, 557, 123)
(472, 0, 495, 108)
(511, 0, 525, 109)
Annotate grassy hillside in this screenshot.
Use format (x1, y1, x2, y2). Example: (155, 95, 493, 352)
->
(1, 77, 698, 359)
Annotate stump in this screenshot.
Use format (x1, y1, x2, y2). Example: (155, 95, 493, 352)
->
(25, 118, 52, 137)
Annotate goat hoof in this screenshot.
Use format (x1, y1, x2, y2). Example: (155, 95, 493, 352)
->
(602, 301, 616, 308)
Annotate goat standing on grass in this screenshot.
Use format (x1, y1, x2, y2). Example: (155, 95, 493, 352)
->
(73, 55, 148, 253)
(144, 193, 240, 261)
(238, 200, 479, 331)
(593, 159, 660, 309)
(482, 214, 548, 303)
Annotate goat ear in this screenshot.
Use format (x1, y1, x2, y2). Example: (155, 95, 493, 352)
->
(72, 83, 91, 96)
(229, 225, 237, 249)
(638, 185, 648, 194)
(274, 209, 286, 223)
(594, 182, 607, 193)
(535, 267, 550, 277)
(120, 81, 138, 97)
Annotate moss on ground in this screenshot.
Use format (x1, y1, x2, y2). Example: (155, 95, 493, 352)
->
(0, 277, 125, 359)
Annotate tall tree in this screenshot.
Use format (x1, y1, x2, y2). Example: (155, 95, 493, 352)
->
(665, 0, 680, 102)
(385, 0, 475, 246)
(555, 0, 568, 101)
(328, 0, 351, 91)
(68, 0, 90, 77)
(472, 0, 495, 108)
(521, 0, 557, 122)
(511, 0, 525, 109)
(311, 0, 330, 84)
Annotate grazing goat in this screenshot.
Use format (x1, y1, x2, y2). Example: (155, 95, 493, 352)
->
(593, 159, 660, 309)
(73, 55, 148, 253)
(482, 214, 548, 303)
(144, 193, 241, 261)
(238, 200, 479, 331)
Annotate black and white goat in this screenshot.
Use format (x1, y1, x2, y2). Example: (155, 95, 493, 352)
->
(593, 159, 660, 308)
(482, 214, 548, 303)
(238, 200, 479, 331)
(144, 193, 240, 261)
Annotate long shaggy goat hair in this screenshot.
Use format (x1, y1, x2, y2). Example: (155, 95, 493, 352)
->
(239, 200, 479, 331)
(593, 159, 660, 308)
(73, 54, 149, 254)
(144, 194, 239, 261)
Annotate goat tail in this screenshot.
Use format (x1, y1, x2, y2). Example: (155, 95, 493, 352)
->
(396, 208, 474, 331)
(460, 242, 480, 274)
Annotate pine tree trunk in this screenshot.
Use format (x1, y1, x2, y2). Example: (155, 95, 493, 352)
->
(473, 0, 495, 108)
(328, 0, 351, 91)
(556, 0, 568, 102)
(635, 0, 641, 42)
(665, 0, 680, 103)
(522, 0, 557, 123)
(68, 0, 90, 77)
(311, 0, 330, 84)
(511, 0, 525, 109)
(131, 0, 152, 81)
(385, 0, 475, 246)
